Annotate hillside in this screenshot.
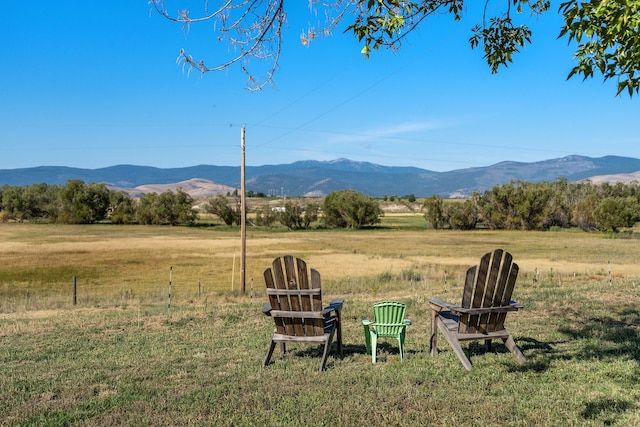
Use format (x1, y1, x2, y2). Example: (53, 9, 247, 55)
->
(108, 178, 236, 198)
(2, 155, 640, 198)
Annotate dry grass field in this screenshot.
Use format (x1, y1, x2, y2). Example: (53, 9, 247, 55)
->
(1, 221, 639, 425)
(1, 221, 639, 312)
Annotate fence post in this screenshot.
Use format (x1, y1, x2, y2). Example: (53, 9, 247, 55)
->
(168, 266, 172, 318)
(73, 276, 77, 306)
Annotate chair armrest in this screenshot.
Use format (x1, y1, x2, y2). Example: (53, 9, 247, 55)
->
(362, 318, 373, 326)
(429, 298, 522, 315)
(322, 299, 344, 317)
(328, 298, 344, 311)
(461, 304, 522, 314)
(262, 303, 272, 316)
(404, 319, 412, 326)
(429, 298, 459, 312)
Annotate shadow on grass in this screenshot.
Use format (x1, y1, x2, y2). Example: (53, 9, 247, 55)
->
(289, 341, 413, 361)
(456, 306, 639, 374)
(581, 397, 635, 426)
(508, 307, 640, 372)
(556, 309, 640, 362)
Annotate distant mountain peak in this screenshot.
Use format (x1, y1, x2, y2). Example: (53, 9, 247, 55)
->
(3, 155, 640, 198)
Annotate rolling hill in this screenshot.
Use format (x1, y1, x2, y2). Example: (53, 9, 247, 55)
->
(2, 155, 640, 198)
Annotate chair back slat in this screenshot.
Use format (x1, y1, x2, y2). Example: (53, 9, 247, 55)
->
(284, 256, 304, 336)
(493, 263, 519, 330)
(372, 301, 407, 337)
(460, 266, 476, 308)
(463, 252, 491, 333)
(477, 249, 505, 333)
(264, 266, 286, 335)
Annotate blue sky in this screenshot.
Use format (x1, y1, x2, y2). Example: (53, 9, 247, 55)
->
(1, 1, 638, 172)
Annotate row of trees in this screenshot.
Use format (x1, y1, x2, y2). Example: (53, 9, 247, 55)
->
(423, 179, 640, 232)
(5, 179, 640, 232)
(205, 190, 381, 230)
(0, 181, 381, 229)
(0, 180, 197, 225)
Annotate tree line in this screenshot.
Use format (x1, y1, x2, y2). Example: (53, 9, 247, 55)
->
(423, 179, 640, 232)
(0, 180, 196, 225)
(204, 190, 382, 230)
(3, 179, 640, 232)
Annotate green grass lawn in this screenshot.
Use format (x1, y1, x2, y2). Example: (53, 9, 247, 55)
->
(1, 223, 639, 425)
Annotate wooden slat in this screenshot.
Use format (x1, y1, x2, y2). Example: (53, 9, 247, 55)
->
(282, 256, 305, 336)
(272, 257, 294, 335)
(437, 305, 521, 315)
(455, 330, 511, 341)
(495, 263, 519, 330)
(296, 258, 315, 336)
(478, 249, 503, 333)
(310, 267, 324, 335)
(271, 333, 330, 344)
(467, 252, 491, 333)
(483, 249, 503, 307)
(486, 251, 512, 332)
(492, 251, 512, 308)
(458, 266, 477, 333)
(264, 267, 286, 335)
(272, 257, 287, 290)
(460, 265, 476, 308)
(269, 310, 325, 319)
(266, 288, 321, 296)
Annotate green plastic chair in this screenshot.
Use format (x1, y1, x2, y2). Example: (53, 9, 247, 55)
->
(362, 301, 411, 363)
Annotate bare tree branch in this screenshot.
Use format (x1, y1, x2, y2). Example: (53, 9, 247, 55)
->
(151, 0, 285, 90)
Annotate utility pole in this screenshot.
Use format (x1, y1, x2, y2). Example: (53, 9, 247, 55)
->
(240, 126, 246, 294)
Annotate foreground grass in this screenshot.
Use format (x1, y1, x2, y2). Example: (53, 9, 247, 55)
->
(1, 223, 639, 425)
(1, 275, 639, 426)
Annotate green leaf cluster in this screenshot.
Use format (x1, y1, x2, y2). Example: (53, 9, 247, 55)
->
(0, 181, 197, 225)
(434, 179, 640, 232)
(135, 189, 197, 226)
(276, 202, 319, 230)
(560, 0, 640, 96)
(322, 189, 383, 229)
(204, 194, 242, 226)
(345, 0, 638, 95)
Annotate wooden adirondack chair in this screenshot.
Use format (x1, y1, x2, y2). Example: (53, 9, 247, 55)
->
(262, 255, 344, 371)
(429, 249, 526, 370)
(362, 301, 411, 363)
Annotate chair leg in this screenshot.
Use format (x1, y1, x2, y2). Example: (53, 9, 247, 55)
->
(319, 329, 337, 371)
(336, 311, 343, 357)
(399, 328, 407, 362)
(502, 332, 526, 364)
(263, 339, 277, 368)
(363, 324, 372, 355)
(371, 333, 377, 364)
(319, 342, 331, 371)
(438, 322, 473, 370)
(430, 310, 438, 356)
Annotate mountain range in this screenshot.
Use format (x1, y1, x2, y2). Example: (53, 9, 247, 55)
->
(2, 155, 640, 198)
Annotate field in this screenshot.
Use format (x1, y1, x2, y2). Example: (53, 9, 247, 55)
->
(1, 219, 639, 425)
